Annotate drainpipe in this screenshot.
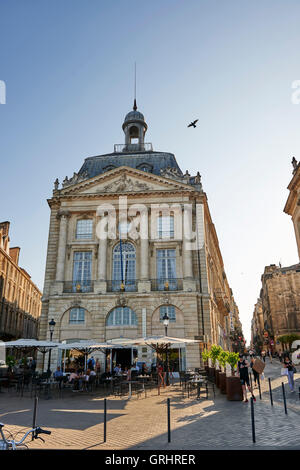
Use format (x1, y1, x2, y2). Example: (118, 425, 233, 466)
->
(194, 198, 205, 337)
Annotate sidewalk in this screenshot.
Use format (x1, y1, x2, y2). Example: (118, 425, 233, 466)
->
(1, 366, 300, 450)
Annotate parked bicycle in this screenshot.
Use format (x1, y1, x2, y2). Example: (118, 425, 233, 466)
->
(0, 422, 51, 450)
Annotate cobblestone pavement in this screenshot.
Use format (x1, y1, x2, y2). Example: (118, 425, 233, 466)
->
(1, 361, 300, 450)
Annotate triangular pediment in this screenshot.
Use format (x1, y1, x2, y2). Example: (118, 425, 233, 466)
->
(59, 166, 196, 196)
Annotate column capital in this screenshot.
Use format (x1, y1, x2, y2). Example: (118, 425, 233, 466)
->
(56, 210, 71, 220)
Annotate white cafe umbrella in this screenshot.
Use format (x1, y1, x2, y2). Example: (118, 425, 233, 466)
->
(114, 335, 200, 388)
(3, 339, 60, 352)
(114, 335, 199, 366)
(112, 335, 199, 348)
(2, 339, 61, 373)
(58, 341, 124, 372)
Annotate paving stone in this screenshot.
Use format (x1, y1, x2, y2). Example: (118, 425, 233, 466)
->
(0, 361, 299, 449)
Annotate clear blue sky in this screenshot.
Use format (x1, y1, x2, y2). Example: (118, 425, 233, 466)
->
(1, 0, 300, 342)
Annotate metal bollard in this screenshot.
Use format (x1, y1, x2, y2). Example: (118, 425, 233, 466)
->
(187, 382, 190, 398)
(104, 398, 107, 442)
(299, 386, 300, 401)
(32, 396, 38, 441)
(250, 372, 253, 389)
(250, 397, 256, 443)
(268, 378, 273, 406)
(282, 382, 288, 415)
(167, 398, 171, 443)
(257, 374, 262, 400)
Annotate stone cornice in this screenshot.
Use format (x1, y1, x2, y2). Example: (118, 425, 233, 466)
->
(284, 165, 300, 215)
(56, 166, 199, 196)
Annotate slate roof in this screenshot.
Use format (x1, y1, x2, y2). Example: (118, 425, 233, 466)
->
(78, 151, 183, 179)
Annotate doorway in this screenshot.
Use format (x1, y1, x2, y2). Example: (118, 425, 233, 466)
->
(106, 348, 137, 372)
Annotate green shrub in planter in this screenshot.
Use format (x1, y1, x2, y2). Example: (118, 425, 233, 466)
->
(210, 345, 223, 367)
(226, 352, 239, 376)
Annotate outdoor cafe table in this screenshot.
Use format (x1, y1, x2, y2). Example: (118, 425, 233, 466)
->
(188, 378, 205, 400)
(136, 375, 150, 389)
(123, 380, 140, 399)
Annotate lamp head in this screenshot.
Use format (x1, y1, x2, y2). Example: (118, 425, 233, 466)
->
(163, 312, 169, 328)
(49, 318, 56, 332)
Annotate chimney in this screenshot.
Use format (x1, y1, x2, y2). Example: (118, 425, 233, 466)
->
(10, 247, 20, 265)
(0, 221, 10, 237)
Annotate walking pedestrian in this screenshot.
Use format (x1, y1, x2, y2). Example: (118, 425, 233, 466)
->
(238, 355, 256, 403)
(261, 350, 266, 363)
(278, 350, 282, 362)
(250, 356, 259, 387)
(268, 350, 272, 363)
(283, 356, 296, 392)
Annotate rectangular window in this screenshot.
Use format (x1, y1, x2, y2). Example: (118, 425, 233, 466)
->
(76, 219, 93, 239)
(72, 252, 92, 292)
(156, 249, 177, 290)
(157, 216, 174, 239)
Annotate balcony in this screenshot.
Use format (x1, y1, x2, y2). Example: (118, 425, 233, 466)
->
(114, 143, 153, 153)
(151, 279, 183, 292)
(63, 281, 94, 293)
(106, 280, 138, 292)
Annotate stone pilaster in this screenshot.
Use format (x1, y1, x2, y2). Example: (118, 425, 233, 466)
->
(55, 210, 70, 281)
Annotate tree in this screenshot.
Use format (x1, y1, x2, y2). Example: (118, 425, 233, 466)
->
(278, 334, 300, 350)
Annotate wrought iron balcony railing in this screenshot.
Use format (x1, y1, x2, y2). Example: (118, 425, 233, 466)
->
(63, 281, 94, 293)
(106, 280, 138, 292)
(151, 279, 183, 291)
(114, 143, 153, 153)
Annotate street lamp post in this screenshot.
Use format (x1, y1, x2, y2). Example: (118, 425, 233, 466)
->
(163, 312, 170, 386)
(47, 318, 56, 375)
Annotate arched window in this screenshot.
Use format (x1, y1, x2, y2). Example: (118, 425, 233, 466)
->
(159, 305, 176, 322)
(76, 219, 93, 239)
(69, 307, 85, 324)
(106, 307, 138, 326)
(112, 242, 136, 291)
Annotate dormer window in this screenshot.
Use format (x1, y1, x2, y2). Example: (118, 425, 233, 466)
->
(137, 163, 152, 173)
(103, 165, 116, 173)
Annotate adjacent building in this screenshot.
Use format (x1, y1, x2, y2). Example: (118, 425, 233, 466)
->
(39, 101, 240, 371)
(0, 221, 41, 340)
(284, 157, 300, 258)
(251, 264, 300, 353)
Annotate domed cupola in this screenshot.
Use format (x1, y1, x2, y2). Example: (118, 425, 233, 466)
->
(122, 99, 148, 150)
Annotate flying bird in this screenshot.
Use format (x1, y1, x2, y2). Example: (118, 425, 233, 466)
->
(188, 119, 198, 128)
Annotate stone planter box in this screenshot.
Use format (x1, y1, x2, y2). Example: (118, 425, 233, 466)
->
(215, 369, 221, 388)
(208, 367, 215, 381)
(219, 372, 227, 394)
(226, 376, 243, 401)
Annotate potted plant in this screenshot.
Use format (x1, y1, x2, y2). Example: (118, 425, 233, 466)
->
(218, 350, 229, 394)
(226, 352, 243, 401)
(209, 345, 222, 382)
(202, 349, 210, 375)
(6, 355, 16, 373)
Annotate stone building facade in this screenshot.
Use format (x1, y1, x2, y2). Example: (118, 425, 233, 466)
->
(39, 102, 240, 371)
(251, 298, 264, 351)
(0, 221, 41, 340)
(284, 157, 300, 258)
(251, 264, 300, 353)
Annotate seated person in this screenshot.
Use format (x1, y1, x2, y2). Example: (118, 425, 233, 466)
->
(53, 366, 64, 380)
(69, 369, 79, 383)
